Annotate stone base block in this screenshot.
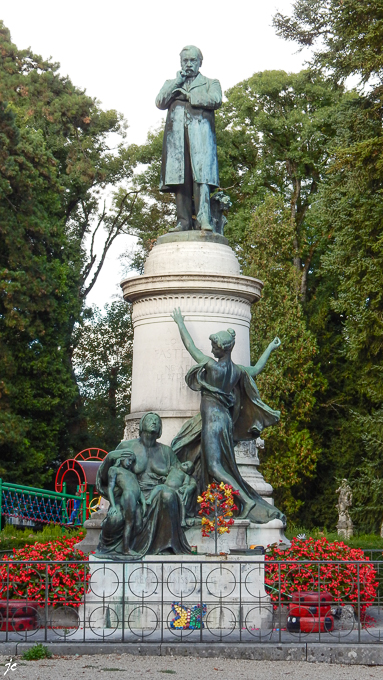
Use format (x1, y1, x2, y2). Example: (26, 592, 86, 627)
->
(75, 509, 108, 555)
(185, 519, 249, 554)
(81, 554, 272, 633)
(247, 519, 290, 549)
(185, 517, 290, 552)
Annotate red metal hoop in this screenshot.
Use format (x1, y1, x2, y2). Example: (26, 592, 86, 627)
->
(73, 448, 108, 461)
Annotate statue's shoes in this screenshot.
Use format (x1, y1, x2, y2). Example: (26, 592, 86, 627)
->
(195, 219, 213, 231)
(169, 223, 190, 232)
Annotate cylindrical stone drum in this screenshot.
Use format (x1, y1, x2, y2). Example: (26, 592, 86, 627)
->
(121, 232, 262, 445)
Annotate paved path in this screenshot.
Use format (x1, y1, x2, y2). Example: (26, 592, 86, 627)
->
(0, 654, 382, 680)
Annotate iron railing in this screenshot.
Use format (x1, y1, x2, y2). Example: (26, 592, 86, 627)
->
(0, 556, 383, 644)
(0, 480, 87, 526)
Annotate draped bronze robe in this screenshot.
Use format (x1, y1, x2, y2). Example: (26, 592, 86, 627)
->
(172, 360, 285, 525)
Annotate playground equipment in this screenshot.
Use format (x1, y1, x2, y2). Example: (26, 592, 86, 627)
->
(88, 496, 102, 514)
(0, 480, 87, 527)
(0, 448, 108, 528)
(55, 448, 107, 522)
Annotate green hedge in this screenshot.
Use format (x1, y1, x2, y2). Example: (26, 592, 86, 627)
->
(285, 525, 383, 551)
(0, 524, 83, 552)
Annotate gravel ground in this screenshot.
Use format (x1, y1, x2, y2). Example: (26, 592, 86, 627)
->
(0, 654, 382, 680)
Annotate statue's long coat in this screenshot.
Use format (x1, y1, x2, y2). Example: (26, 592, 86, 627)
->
(156, 72, 222, 190)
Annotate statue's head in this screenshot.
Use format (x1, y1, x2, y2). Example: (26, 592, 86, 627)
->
(181, 460, 195, 475)
(180, 45, 203, 78)
(209, 328, 236, 357)
(119, 450, 136, 470)
(139, 411, 162, 438)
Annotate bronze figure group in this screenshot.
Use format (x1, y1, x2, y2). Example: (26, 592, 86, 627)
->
(96, 311, 284, 559)
(95, 47, 285, 560)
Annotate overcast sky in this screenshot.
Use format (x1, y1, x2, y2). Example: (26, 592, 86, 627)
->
(2, 0, 310, 309)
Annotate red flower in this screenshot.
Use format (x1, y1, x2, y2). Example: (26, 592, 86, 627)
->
(0, 537, 90, 607)
(265, 537, 378, 619)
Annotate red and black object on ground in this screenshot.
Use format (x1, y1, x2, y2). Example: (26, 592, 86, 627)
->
(0, 600, 39, 632)
(287, 591, 334, 633)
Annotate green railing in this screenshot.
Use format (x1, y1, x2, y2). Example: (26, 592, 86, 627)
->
(0, 480, 87, 526)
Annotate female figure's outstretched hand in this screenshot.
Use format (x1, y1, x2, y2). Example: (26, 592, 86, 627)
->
(270, 336, 281, 350)
(171, 307, 185, 326)
(171, 307, 209, 364)
(246, 336, 281, 378)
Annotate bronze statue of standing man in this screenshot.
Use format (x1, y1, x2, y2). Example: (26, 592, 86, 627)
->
(156, 46, 222, 232)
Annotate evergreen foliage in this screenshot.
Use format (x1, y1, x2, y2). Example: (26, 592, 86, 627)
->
(273, 0, 383, 83)
(273, 0, 383, 528)
(0, 74, 80, 484)
(72, 300, 133, 452)
(0, 23, 139, 484)
(239, 197, 323, 517)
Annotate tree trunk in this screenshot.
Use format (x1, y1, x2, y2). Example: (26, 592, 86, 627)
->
(287, 160, 302, 279)
(300, 243, 316, 304)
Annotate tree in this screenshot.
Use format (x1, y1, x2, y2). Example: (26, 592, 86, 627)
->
(0, 22, 142, 483)
(0, 98, 80, 483)
(238, 196, 323, 518)
(0, 22, 141, 301)
(306, 96, 383, 527)
(272, 0, 383, 529)
(350, 411, 383, 533)
(215, 69, 346, 302)
(212, 71, 351, 519)
(273, 0, 383, 84)
(72, 300, 133, 452)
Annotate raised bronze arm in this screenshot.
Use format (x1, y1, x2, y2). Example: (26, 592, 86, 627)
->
(171, 308, 209, 364)
(246, 337, 281, 378)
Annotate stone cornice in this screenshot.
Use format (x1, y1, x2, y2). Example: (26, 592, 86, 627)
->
(120, 273, 263, 305)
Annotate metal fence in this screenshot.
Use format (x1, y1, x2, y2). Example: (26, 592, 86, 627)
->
(0, 480, 87, 526)
(1, 555, 383, 645)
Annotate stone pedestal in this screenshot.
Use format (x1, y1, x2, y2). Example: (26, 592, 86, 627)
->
(121, 232, 262, 444)
(185, 519, 250, 554)
(247, 518, 288, 549)
(234, 439, 290, 548)
(184, 518, 289, 553)
(81, 554, 273, 634)
(75, 499, 110, 555)
(337, 512, 354, 539)
(75, 510, 107, 554)
(119, 230, 289, 550)
(235, 439, 273, 500)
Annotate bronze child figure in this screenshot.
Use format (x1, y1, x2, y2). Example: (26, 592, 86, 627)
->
(107, 451, 146, 556)
(146, 460, 197, 527)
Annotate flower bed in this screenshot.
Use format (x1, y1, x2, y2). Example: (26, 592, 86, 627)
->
(265, 537, 379, 617)
(0, 534, 90, 607)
